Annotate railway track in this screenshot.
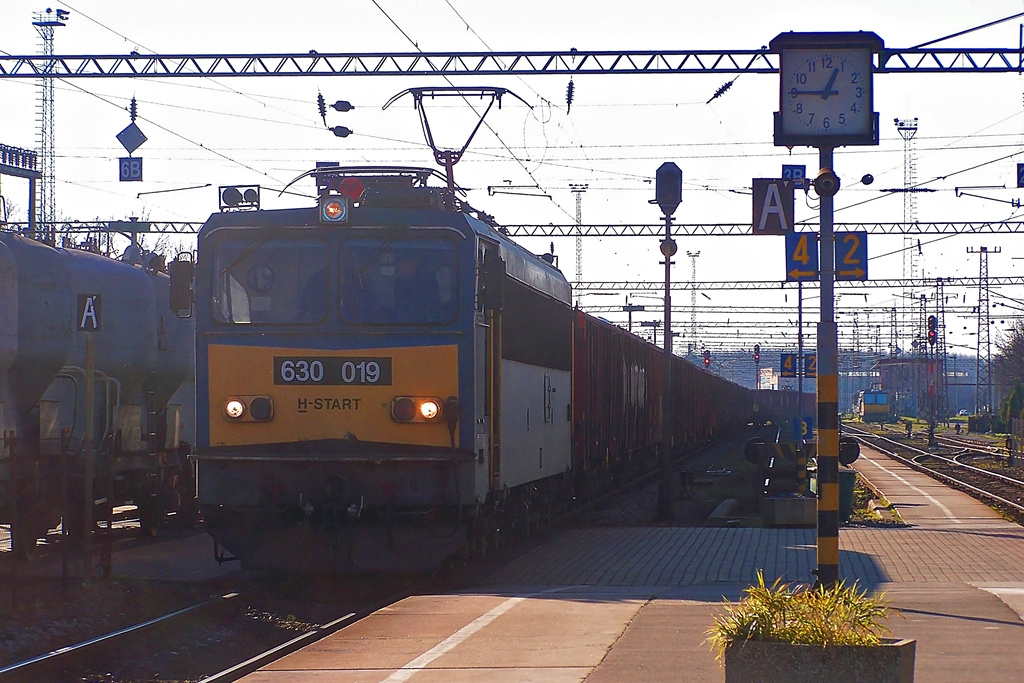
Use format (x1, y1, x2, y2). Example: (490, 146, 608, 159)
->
(0, 574, 420, 683)
(846, 425, 1024, 522)
(0, 591, 244, 683)
(0, 434, 737, 682)
(934, 433, 1009, 459)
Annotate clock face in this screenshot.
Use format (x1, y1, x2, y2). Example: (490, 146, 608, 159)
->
(778, 48, 874, 144)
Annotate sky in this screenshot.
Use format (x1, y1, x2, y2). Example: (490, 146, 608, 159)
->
(3, 0, 1024, 371)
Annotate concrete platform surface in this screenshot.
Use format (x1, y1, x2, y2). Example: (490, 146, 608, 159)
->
(240, 444, 1024, 682)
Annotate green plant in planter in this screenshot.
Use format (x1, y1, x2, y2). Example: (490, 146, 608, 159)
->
(706, 570, 893, 661)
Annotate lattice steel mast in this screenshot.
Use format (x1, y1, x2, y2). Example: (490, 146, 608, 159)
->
(570, 183, 587, 305)
(895, 117, 918, 358)
(32, 8, 68, 242)
(935, 277, 949, 421)
(687, 251, 700, 343)
(968, 246, 1000, 414)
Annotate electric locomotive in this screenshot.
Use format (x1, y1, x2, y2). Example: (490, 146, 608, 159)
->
(857, 388, 893, 423)
(186, 167, 573, 571)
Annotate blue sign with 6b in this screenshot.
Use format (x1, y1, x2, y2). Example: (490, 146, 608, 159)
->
(119, 157, 143, 182)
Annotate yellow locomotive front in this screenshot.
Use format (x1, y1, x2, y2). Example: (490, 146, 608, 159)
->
(190, 174, 487, 571)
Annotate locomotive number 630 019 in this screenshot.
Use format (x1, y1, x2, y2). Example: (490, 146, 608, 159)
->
(274, 356, 393, 386)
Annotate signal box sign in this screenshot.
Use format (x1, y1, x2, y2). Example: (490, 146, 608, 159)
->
(805, 353, 817, 378)
(77, 294, 101, 331)
(835, 231, 868, 281)
(780, 353, 797, 378)
(752, 178, 794, 234)
(785, 232, 819, 282)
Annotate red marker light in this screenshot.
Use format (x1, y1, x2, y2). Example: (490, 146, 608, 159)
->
(324, 200, 343, 219)
(319, 195, 349, 223)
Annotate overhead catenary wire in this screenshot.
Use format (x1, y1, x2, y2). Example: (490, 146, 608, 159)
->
(370, 0, 576, 220)
(58, 1, 312, 127)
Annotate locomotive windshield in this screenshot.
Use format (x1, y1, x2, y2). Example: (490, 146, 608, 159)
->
(339, 236, 457, 325)
(210, 234, 458, 326)
(212, 237, 329, 324)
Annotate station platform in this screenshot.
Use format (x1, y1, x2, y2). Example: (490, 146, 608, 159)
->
(239, 445, 1024, 682)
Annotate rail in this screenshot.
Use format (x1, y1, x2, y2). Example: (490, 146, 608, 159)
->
(845, 425, 1024, 515)
(0, 592, 242, 682)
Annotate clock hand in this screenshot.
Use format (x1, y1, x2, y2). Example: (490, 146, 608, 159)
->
(820, 68, 840, 99)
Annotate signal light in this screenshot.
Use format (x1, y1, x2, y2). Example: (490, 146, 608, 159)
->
(754, 343, 760, 363)
(703, 350, 711, 368)
(927, 315, 938, 346)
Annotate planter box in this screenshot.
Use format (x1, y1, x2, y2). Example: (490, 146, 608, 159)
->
(724, 637, 915, 683)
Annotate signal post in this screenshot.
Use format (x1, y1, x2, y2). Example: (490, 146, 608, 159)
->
(654, 162, 681, 521)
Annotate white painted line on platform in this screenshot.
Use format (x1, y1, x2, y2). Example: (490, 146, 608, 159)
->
(382, 586, 581, 682)
(861, 454, 961, 524)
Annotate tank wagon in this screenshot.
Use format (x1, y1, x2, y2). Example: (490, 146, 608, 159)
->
(0, 232, 196, 556)
(180, 166, 761, 572)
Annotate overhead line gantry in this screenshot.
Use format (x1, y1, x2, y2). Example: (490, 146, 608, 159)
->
(574, 276, 1024, 292)
(0, 46, 1022, 78)
(9, 220, 1024, 235)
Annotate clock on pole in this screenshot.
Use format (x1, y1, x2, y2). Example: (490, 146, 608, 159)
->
(771, 32, 883, 148)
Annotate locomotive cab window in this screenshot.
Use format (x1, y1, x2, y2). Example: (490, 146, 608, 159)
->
(339, 236, 458, 325)
(212, 237, 329, 324)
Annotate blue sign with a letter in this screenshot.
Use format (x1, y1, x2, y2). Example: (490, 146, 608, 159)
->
(119, 157, 143, 182)
(782, 164, 807, 188)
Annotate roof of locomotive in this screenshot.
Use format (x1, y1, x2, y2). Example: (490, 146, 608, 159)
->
(199, 169, 571, 305)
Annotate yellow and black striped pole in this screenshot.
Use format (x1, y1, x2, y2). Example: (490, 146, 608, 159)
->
(816, 146, 840, 587)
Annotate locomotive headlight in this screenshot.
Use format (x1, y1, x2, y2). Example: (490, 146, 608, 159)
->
(419, 399, 440, 420)
(392, 397, 417, 422)
(391, 396, 445, 423)
(225, 399, 246, 419)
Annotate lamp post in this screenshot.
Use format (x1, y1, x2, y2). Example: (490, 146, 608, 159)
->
(639, 320, 662, 346)
(623, 297, 646, 333)
(655, 162, 681, 521)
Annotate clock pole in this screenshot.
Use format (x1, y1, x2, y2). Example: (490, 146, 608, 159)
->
(771, 30, 882, 588)
(816, 144, 840, 587)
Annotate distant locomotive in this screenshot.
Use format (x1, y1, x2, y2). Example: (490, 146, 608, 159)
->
(182, 167, 783, 572)
(857, 389, 894, 423)
(0, 232, 196, 556)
